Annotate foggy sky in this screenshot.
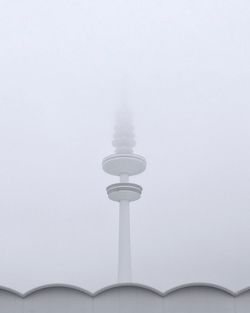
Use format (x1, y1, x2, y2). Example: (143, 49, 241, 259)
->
(0, 0, 249, 292)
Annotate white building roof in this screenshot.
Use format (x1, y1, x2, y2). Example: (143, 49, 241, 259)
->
(1, 283, 250, 312)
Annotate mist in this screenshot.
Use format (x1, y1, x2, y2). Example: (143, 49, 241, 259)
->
(0, 0, 249, 292)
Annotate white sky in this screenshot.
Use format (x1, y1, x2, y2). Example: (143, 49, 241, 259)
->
(0, 0, 249, 292)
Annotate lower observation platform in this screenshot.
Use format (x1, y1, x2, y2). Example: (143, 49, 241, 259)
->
(107, 183, 143, 202)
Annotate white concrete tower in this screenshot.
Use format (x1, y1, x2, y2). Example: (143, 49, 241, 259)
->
(102, 105, 146, 283)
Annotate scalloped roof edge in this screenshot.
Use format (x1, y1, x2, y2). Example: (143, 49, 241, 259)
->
(1, 283, 250, 298)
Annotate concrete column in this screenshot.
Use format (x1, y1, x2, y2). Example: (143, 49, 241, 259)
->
(118, 200, 132, 282)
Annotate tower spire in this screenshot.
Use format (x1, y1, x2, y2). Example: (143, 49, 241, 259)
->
(112, 106, 135, 154)
(103, 105, 146, 283)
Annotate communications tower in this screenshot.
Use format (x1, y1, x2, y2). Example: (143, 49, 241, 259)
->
(102, 106, 146, 283)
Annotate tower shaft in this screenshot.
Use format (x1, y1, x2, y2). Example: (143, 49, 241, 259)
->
(118, 200, 132, 282)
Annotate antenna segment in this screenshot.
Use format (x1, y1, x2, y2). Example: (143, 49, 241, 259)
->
(102, 106, 146, 283)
